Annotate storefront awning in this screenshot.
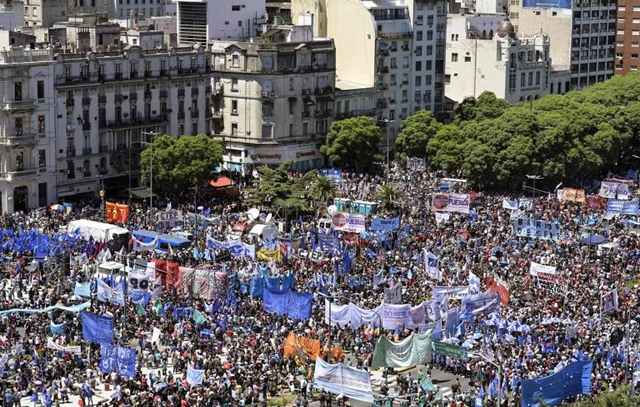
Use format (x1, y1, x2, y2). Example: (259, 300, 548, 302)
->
(129, 187, 154, 199)
(209, 176, 234, 188)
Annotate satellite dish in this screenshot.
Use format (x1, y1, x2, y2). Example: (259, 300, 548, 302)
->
(327, 205, 337, 215)
(247, 208, 259, 221)
(265, 213, 273, 224)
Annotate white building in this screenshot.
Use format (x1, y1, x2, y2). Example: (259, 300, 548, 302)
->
(210, 26, 335, 174)
(0, 1, 25, 30)
(445, 17, 552, 104)
(176, 0, 266, 44)
(0, 47, 57, 213)
(108, 0, 173, 23)
(52, 45, 211, 200)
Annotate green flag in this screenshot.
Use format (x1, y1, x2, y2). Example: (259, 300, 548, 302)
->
(135, 303, 146, 316)
(154, 301, 163, 315)
(371, 332, 432, 370)
(420, 376, 437, 394)
(192, 309, 207, 325)
(434, 390, 443, 405)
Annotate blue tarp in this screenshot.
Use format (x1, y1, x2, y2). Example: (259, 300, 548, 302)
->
(578, 235, 608, 245)
(521, 360, 593, 407)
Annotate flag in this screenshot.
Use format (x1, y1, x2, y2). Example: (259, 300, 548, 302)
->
(192, 309, 207, 325)
(74, 282, 91, 298)
(168, 243, 174, 256)
(469, 271, 480, 294)
(81, 312, 114, 344)
(135, 303, 146, 315)
(187, 365, 204, 386)
(340, 246, 351, 275)
(424, 251, 441, 281)
(600, 288, 619, 317)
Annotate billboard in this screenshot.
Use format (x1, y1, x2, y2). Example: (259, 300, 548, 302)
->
(522, 0, 572, 9)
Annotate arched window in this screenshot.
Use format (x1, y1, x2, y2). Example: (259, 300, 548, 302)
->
(67, 161, 75, 179)
(83, 159, 90, 177)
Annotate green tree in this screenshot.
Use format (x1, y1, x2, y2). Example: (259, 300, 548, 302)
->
(396, 110, 442, 158)
(245, 161, 316, 212)
(375, 183, 403, 210)
(140, 134, 223, 196)
(455, 91, 511, 125)
(320, 117, 383, 171)
(426, 124, 466, 172)
(308, 175, 337, 204)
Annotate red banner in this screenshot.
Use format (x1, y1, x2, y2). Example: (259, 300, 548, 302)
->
(486, 275, 510, 305)
(105, 202, 130, 224)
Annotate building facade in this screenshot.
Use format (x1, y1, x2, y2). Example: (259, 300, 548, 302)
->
(445, 17, 552, 104)
(615, 0, 640, 74)
(0, 47, 57, 213)
(510, 0, 616, 89)
(52, 45, 211, 200)
(210, 29, 335, 174)
(108, 0, 172, 22)
(176, 0, 266, 45)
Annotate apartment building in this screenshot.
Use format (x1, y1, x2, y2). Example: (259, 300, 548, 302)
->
(0, 47, 57, 213)
(108, 0, 172, 21)
(510, 0, 617, 89)
(0, 1, 25, 30)
(445, 17, 553, 104)
(615, 0, 640, 74)
(23, 0, 109, 28)
(176, 0, 266, 45)
(52, 45, 211, 200)
(210, 26, 335, 174)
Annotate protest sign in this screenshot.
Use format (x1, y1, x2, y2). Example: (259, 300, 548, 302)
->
(431, 193, 470, 214)
(371, 332, 432, 369)
(513, 218, 560, 240)
(331, 212, 366, 233)
(313, 358, 373, 403)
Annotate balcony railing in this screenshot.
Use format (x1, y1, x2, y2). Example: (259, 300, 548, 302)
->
(3, 99, 36, 111)
(1, 168, 38, 179)
(82, 147, 92, 155)
(105, 114, 168, 129)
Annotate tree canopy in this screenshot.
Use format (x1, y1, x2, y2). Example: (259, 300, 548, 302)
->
(396, 110, 442, 158)
(244, 161, 317, 212)
(140, 134, 224, 196)
(320, 116, 383, 172)
(417, 74, 640, 190)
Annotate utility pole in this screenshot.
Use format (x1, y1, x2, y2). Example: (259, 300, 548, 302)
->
(141, 131, 161, 222)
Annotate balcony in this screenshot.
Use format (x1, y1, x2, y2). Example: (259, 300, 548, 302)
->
(314, 86, 333, 95)
(178, 89, 185, 98)
(160, 90, 168, 99)
(314, 109, 333, 118)
(82, 97, 91, 106)
(98, 95, 107, 104)
(261, 91, 276, 99)
(210, 110, 223, 119)
(3, 99, 36, 111)
(82, 122, 91, 131)
(144, 92, 152, 100)
(99, 144, 109, 153)
(160, 69, 167, 77)
(0, 132, 37, 146)
(378, 66, 390, 74)
(67, 148, 76, 157)
(105, 114, 168, 129)
(213, 83, 223, 95)
(1, 168, 38, 179)
(302, 111, 311, 118)
(335, 109, 377, 120)
(82, 147, 92, 155)
(130, 93, 138, 101)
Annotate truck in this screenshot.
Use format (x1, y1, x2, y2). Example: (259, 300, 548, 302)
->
(67, 219, 130, 243)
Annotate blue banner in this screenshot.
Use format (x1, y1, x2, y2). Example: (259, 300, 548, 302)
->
(50, 321, 66, 335)
(99, 345, 137, 378)
(187, 365, 205, 386)
(251, 276, 264, 298)
(81, 312, 114, 345)
(318, 234, 340, 255)
(263, 289, 313, 319)
(512, 218, 560, 240)
(320, 168, 342, 184)
(606, 200, 639, 216)
(522, 360, 592, 407)
(74, 282, 91, 298)
(370, 217, 401, 231)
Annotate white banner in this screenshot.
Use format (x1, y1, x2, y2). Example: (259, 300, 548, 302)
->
(600, 181, 630, 200)
(47, 338, 82, 355)
(530, 262, 558, 277)
(132, 236, 157, 252)
(331, 212, 366, 233)
(434, 212, 450, 224)
(314, 358, 373, 403)
(384, 283, 402, 304)
(155, 209, 185, 231)
(431, 193, 470, 214)
(127, 271, 150, 291)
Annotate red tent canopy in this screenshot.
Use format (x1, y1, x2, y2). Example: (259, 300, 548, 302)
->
(209, 176, 233, 188)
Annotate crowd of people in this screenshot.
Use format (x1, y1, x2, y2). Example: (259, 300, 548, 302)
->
(0, 164, 637, 407)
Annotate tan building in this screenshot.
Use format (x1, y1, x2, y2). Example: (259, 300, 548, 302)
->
(510, 0, 616, 89)
(615, 0, 640, 74)
(210, 26, 335, 174)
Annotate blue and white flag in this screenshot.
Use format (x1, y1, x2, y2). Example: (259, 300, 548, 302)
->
(81, 312, 114, 344)
(370, 217, 401, 231)
(74, 282, 91, 298)
(521, 360, 593, 407)
(424, 251, 441, 281)
(97, 280, 125, 306)
(50, 321, 66, 336)
(187, 365, 204, 386)
(99, 345, 137, 378)
(469, 271, 481, 294)
(373, 270, 384, 287)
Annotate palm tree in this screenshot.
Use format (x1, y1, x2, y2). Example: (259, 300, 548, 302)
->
(375, 183, 403, 209)
(309, 176, 337, 204)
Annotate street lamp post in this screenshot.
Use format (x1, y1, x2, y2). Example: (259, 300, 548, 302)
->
(380, 119, 395, 182)
(525, 174, 544, 202)
(141, 131, 160, 221)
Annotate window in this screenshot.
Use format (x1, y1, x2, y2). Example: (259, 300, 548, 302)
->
(633, 53, 639, 58)
(261, 125, 272, 138)
(14, 82, 22, 101)
(452, 53, 458, 62)
(464, 56, 471, 62)
(289, 99, 295, 114)
(634, 19, 640, 24)
(535, 71, 541, 85)
(520, 73, 526, 86)
(289, 123, 293, 136)
(528, 72, 533, 86)
(38, 115, 45, 134)
(302, 122, 308, 135)
(415, 61, 422, 71)
(37, 80, 45, 100)
(231, 123, 238, 135)
(633, 42, 640, 47)
(231, 100, 238, 114)
(232, 54, 240, 68)
(39, 150, 46, 168)
(15, 152, 24, 171)
(634, 6, 640, 11)
(14, 118, 22, 136)
(416, 31, 423, 41)
(232, 4, 240, 10)
(415, 75, 422, 86)
(634, 30, 640, 36)
(231, 78, 239, 91)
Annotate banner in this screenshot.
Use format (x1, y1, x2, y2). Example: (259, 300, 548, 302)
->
(331, 212, 366, 233)
(502, 199, 519, 210)
(434, 341, 467, 360)
(313, 358, 373, 403)
(384, 283, 402, 304)
(283, 332, 321, 362)
(155, 210, 184, 232)
(263, 289, 313, 320)
(46, 338, 81, 355)
(178, 267, 228, 300)
(257, 249, 281, 262)
(424, 251, 441, 281)
(536, 271, 568, 290)
(99, 345, 137, 378)
(530, 262, 558, 277)
(601, 289, 619, 317)
(97, 280, 125, 306)
(513, 218, 560, 240)
(317, 234, 340, 254)
(432, 286, 469, 300)
(320, 169, 342, 185)
(560, 188, 586, 203)
(461, 293, 500, 317)
(371, 332, 432, 369)
(0, 301, 91, 315)
(370, 217, 401, 231)
(81, 312, 114, 345)
(187, 365, 204, 386)
(50, 321, 66, 335)
(105, 202, 130, 224)
(522, 360, 593, 407)
(606, 200, 639, 216)
(132, 236, 157, 252)
(431, 193, 470, 214)
(128, 270, 150, 292)
(600, 181, 630, 200)
(523, 0, 571, 9)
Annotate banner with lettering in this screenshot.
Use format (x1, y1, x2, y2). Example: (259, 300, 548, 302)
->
(331, 212, 366, 233)
(431, 193, 470, 214)
(313, 358, 373, 403)
(600, 181, 630, 200)
(106, 202, 130, 224)
(513, 218, 560, 240)
(155, 210, 184, 232)
(561, 188, 586, 203)
(606, 200, 639, 216)
(530, 262, 558, 277)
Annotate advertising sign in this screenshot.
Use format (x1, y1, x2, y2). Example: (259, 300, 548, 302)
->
(431, 193, 470, 214)
(434, 341, 467, 360)
(522, 0, 572, 9)
(331, 212, 366, 233)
